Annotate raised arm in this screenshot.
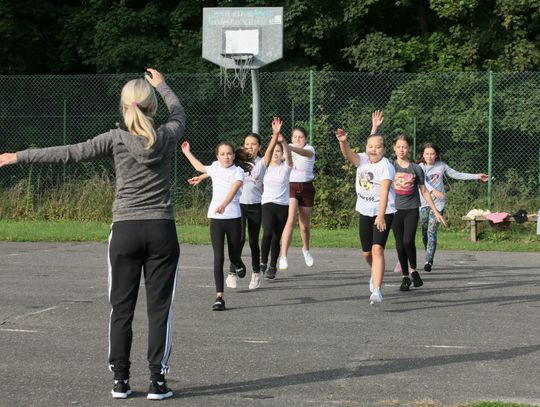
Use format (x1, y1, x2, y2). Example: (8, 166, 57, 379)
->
(263, 117, 282, 167)
(181, 141, 206, 173)
(335, 128, 360, 167)
(279, 134, 293, 167)
(146, 68, 186, 140)
(371, 110, 384, 135)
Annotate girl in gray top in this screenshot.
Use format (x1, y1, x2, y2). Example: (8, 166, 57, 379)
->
(0, 69, 186, 400)
(417, 142, 488, 272)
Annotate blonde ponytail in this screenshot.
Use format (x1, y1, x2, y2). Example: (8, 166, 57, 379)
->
(120, 79, 158, 149)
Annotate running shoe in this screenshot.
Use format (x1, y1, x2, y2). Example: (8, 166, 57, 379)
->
(369, 288, 383, 306)
(248, 272, 264, 290)
(411, 271, 424, 287)
(230, 262, 247, 278)
(278, 256, 288, 271)
(225, 273, 238, 289)
(302, 249, 314, 267)
(424, 262, 432, 272)
(265, 266, 277, 280)
(147, 380, 173, 400)
(212, 297, 226, 311)
(111, 379, 132, 399)
(399, 276, 411, 291)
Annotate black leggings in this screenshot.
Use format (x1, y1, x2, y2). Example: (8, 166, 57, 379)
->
(261, 203, 289, 268)
(358, 213, 394, 252)
(210, 218, 244, 292)
(392, 208, 419, 275)
(240, 203, 262, 272)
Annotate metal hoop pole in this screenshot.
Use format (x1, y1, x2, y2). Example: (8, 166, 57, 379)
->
(251, 68, 260, 134)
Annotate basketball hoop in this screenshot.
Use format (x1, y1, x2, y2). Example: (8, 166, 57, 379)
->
(220, 53, 254, 93)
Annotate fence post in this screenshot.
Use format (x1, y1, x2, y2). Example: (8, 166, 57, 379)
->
(63, 98, 67, 182)
(487, 71, 493, 209)
(412, 116, 417, 157)
(309, 70, 314, 145)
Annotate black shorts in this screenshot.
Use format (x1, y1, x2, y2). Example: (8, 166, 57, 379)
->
(358, 213, 394, 252)
(289, 181, 315, 207)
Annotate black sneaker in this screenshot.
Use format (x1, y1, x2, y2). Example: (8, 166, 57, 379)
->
(111, 379, 132, 399)
(424, 262, 432, 272)
(260, 263, 267, 273)
(230, 262, 247, 278)
(212, 297, 226, 311)
(399, 276, 411, 291)
(265, 266, 277, 280)
(411, 271, 424, 287)
(147, 380, 173, 400)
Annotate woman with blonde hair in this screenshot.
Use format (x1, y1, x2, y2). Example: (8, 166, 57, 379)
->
(0, 68, 185, 400)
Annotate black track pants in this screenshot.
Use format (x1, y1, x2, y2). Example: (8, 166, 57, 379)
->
(392, 208, 419, 274)
(240, 203, 262, 272)
(108, 219, 180, 381)
(261, 203, 289, 268)
(210, 218, 244, 292)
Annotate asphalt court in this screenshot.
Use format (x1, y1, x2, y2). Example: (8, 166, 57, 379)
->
(1, 242, 539, 406)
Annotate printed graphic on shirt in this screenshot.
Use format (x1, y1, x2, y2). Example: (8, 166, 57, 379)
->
(394, 172, 415, 196)
(358, 170, 374, 191)
(428, 172, 441, 184)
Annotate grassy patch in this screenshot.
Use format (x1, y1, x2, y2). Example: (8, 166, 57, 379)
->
(0, 219, 537, 251)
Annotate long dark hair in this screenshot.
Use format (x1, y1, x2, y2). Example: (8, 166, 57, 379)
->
(415, 142, 443, 164)
(215, 142, 253, 174)
(244, 132, 263, 157)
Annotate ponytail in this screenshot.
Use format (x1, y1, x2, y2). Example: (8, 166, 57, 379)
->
(120, 79, 158, 149)
(234, 148, 253, 174)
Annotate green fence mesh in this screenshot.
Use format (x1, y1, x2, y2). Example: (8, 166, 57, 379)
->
(0, 72, 538, 225)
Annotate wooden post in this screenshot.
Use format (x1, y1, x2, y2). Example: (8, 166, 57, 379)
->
(470, 220, 477, 242)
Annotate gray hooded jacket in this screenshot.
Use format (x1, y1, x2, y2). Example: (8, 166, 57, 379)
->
(16, 83, 186, 222)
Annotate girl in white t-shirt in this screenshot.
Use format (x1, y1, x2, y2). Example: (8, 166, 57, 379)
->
(181, 141, 251, 311)
(188, 133, 267, 291)
(260, 117, 293, 280)
(335, 128, 396, 306)
(279, 126, 316, 271)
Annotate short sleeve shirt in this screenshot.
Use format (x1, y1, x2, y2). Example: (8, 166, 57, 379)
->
(355, 153, 396, 216)
(393, 161, 425, 210)
(240, 157, 266, 205)
(289, 144, 315, 182)
(205, 161, 245, 219)
(261, 162, 293, 206)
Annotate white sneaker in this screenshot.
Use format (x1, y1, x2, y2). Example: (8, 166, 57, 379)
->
(225, 273, 238, 289)
(369, 277, 374, 293)
(278, 256, 288, 271)
(370, 288, 383, 306)
(248, 272, 263, 290)
(302, 249, 314, 267)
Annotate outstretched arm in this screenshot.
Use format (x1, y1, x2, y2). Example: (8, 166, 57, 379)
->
(263, 117, 282, 166)
(335, 128, 360, 167)
(181, 141, 206, 173)
(0, 153, 17, 167)
(188, 173, 209, 185)
(288, 144, 314, 157)
(371, 110, 384, 135)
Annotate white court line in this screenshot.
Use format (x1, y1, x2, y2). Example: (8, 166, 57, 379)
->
(242, 340, 269, 344)
(194, 285, 215, 288)
(26, 306, 57, 316)
(0, 328, 39, 333)
(423, 345, 471, 349)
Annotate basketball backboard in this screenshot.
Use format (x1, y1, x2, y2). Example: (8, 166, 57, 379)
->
(202, 7, 284, 69)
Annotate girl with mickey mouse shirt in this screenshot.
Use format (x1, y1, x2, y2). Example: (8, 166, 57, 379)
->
(335, 125, 396, 306)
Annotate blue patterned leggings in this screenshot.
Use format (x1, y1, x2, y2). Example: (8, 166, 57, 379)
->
(419, 207, 444, 264)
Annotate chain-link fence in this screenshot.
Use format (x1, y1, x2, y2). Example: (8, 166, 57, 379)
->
(0, 72, 538, 226)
